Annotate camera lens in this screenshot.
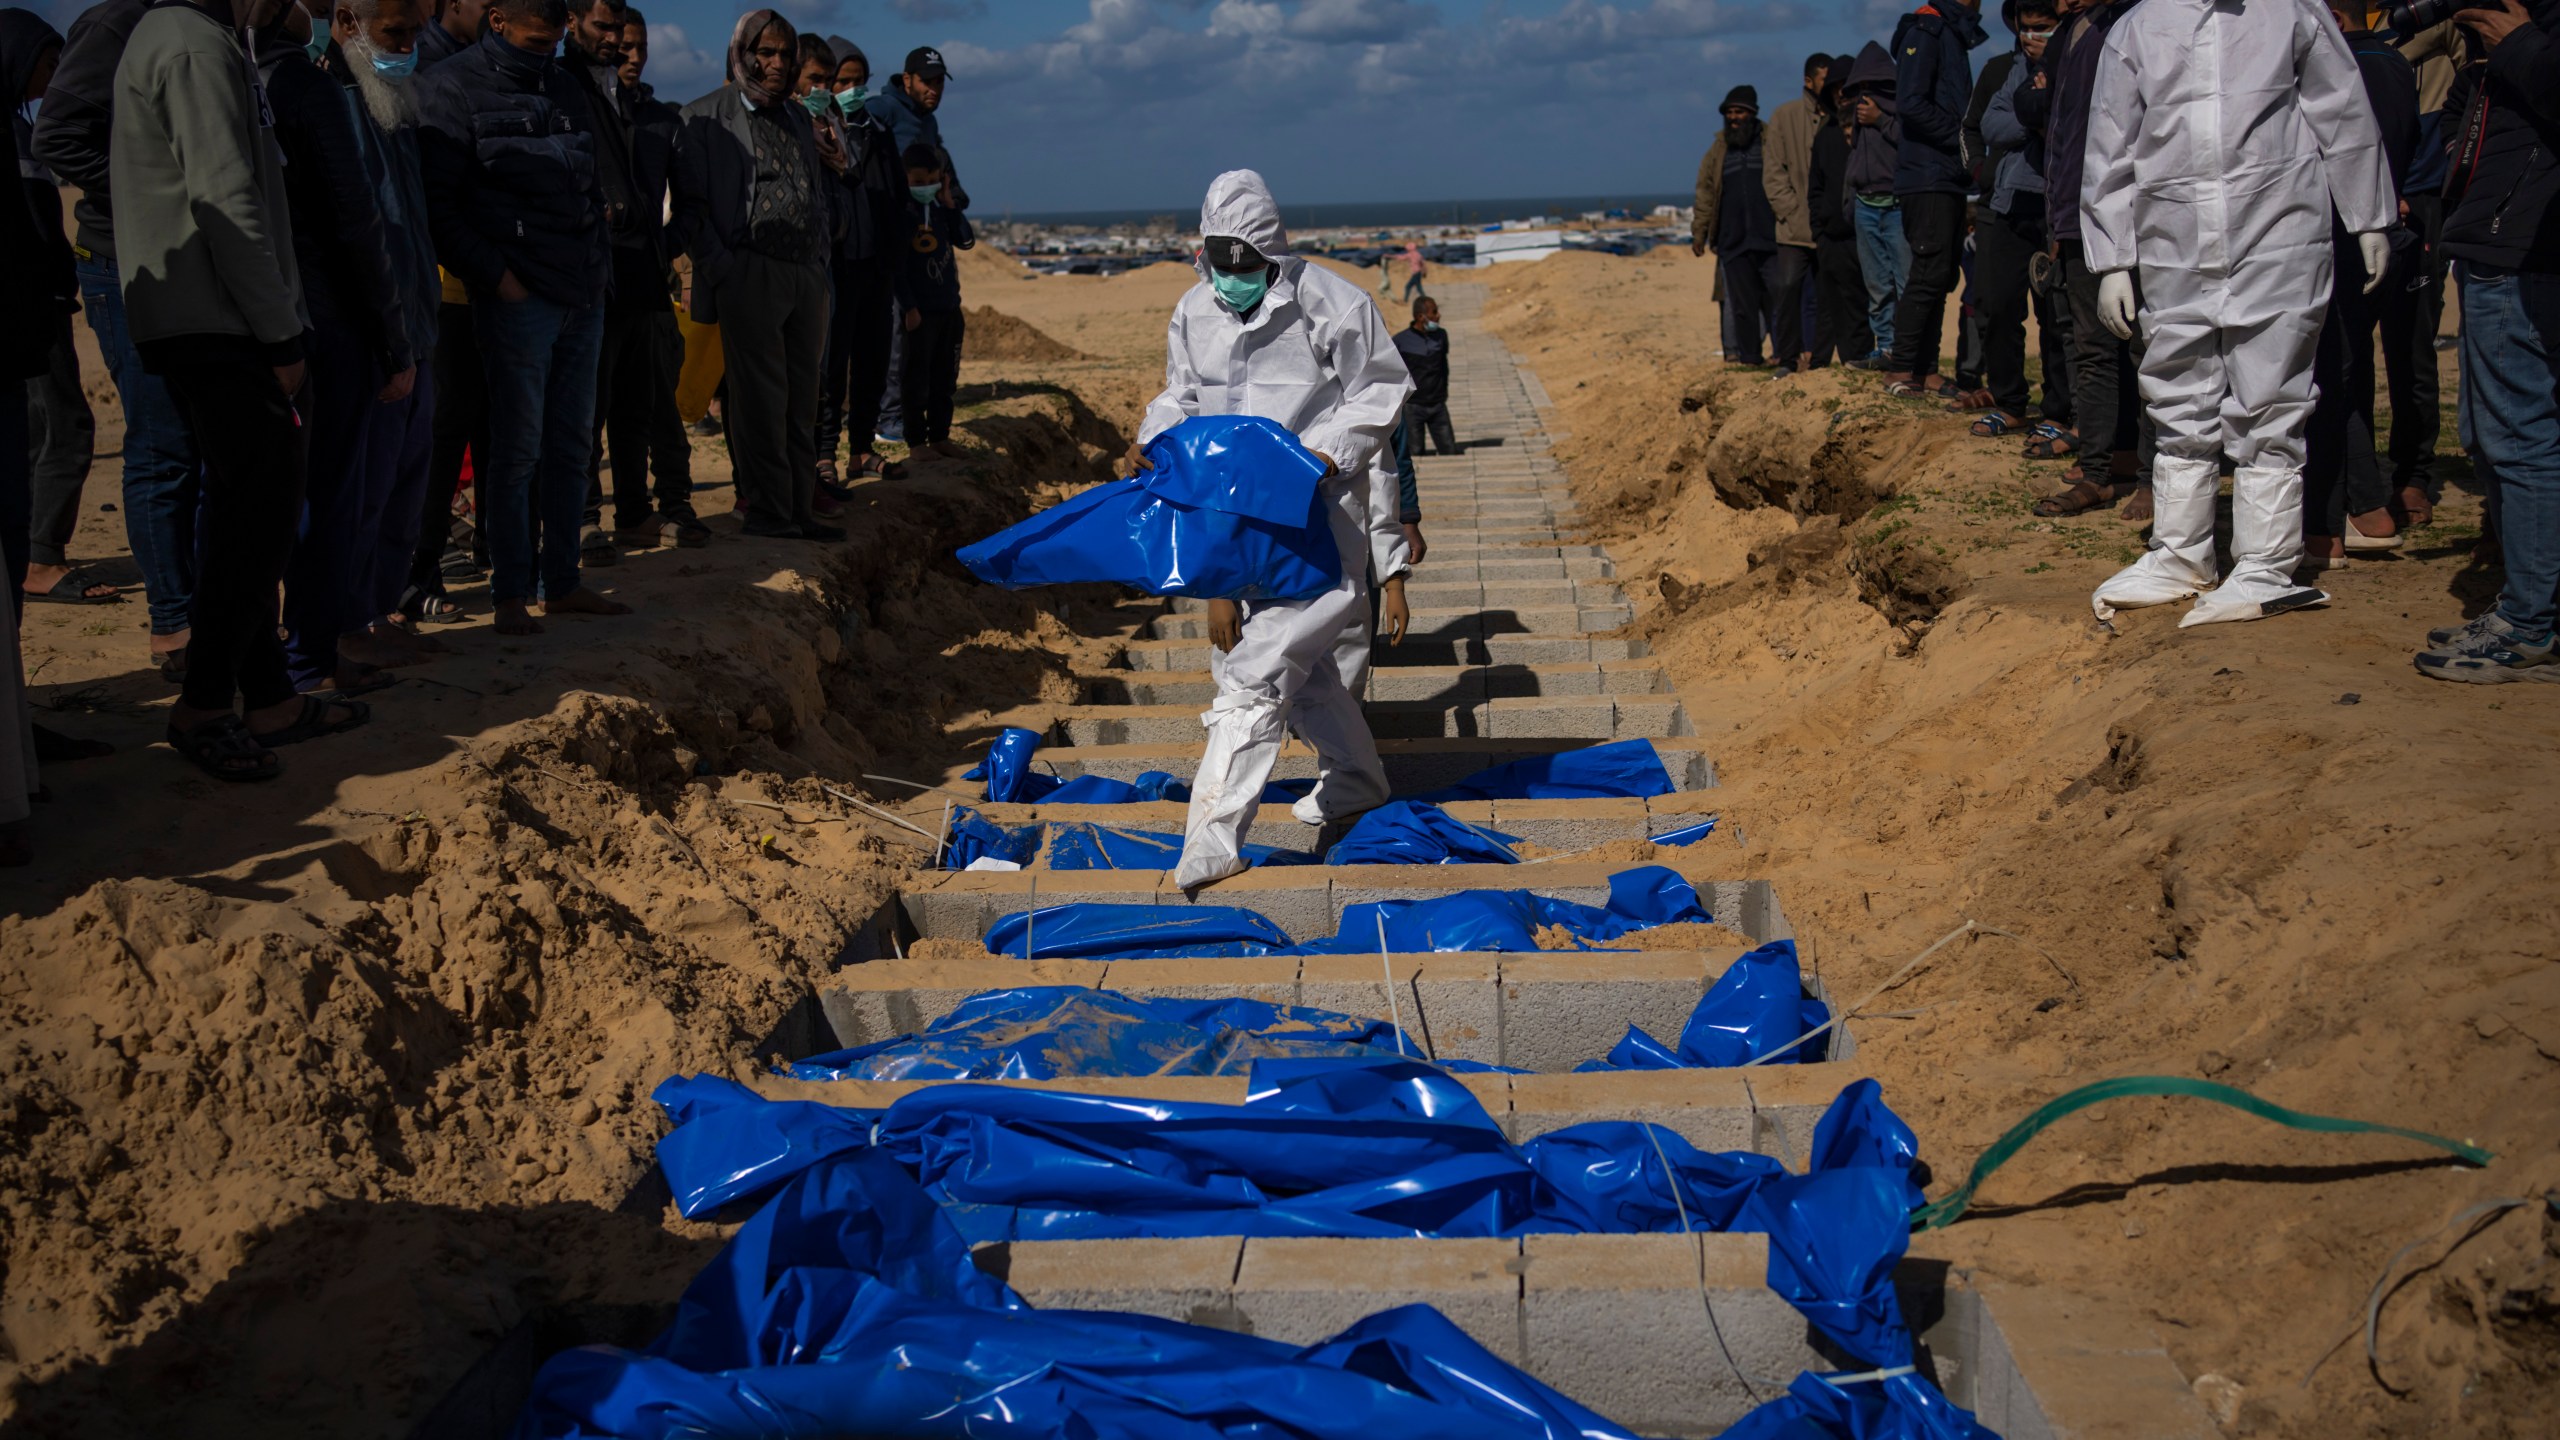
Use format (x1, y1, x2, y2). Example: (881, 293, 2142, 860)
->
(2387, 0, 2460, 34)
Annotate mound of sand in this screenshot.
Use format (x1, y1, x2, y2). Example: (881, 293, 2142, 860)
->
(964, 305, 1088, 363)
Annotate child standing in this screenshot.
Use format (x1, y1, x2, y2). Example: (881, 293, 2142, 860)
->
(897, 142, 974, 460)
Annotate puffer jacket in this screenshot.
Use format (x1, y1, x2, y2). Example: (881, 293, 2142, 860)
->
(256, 40, 412, 376)
(1890, 2, 1988, 197)
(414, 30, 608, 306)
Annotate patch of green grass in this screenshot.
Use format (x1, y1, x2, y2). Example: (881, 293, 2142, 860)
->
(2024, 562, 2054, 574)
(1868, 495, 1920, 519)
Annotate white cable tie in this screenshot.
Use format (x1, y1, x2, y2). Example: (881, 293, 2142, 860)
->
(1824, 1365, 1917, 1385)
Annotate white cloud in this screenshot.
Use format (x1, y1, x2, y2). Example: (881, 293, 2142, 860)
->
(643, 21, 722, 95)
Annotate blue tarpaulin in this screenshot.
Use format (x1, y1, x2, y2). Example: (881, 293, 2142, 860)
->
(1322, 801, 1522, 866)
(1415, 738, 1677, 802)
(981, 866, 1711, 959)
(942, 807, 1041, 870)
(957, 416, 1342, 602)
(1041, 770, 1193, 804)
(523, 1069, 1985, 1439)
(962, 727, 1061, 804)
(783, 988, 1425, 1082)
(1586, 940, 1830, 1069)
(1653, 816, 1719, 846)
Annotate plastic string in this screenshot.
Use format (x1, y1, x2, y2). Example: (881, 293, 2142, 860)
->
(2297, 1194, 2547, 1390)
(1377, 913, 1408, 1057)
(1640, 1121, 1762, 1404)
(1824, 1365, 1917, 1385)
(1910, 1077, 2495, 1232)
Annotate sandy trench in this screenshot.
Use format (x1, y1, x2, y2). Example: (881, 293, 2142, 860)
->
(0, 242, 2552, 1437)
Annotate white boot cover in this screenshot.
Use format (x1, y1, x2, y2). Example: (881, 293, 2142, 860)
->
(2093, 454, 2221, 621)
(2182, 464, 2326, 627)
(1177, 690, 1288, 889)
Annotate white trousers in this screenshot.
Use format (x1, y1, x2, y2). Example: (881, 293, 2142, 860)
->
(1176, 484, 1390, 888)
(2096, 252, 2330, 625)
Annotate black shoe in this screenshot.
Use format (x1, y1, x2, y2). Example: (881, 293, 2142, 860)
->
(688, 414, 724, 437)
(741, 519, 803, 538)
(796, 522, 846, 542)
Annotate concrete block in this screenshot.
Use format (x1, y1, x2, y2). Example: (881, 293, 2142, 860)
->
(1487, 797, 1651, 852)
(1481, 635, 1603, 666)
(1596, 660, 1667, 694)
(1235, 1237, 1523, 1361)
(1059, 705, 1197, 747)
(981, 1237, 1245, 1330)
(1972, 1281, 2222, 1440)
(1096, 956, 1301, 1007)
(1482, 696, 1618, 740)
(1577, 605, 1635, 633)
(1296, 952, 1502, 1065)
(1166, 867, 1335, 943)
(1612, 696, 1695, 739)
(1499, 951, 1714, 1073)
(1476, 662, 1604, 698)
(821, 957, 1108, 1045)
(1520, 1233, 1815, 1437)
(1505, 1070, 1755, 1152)
(1743, 1062, 1866, 1169)
(1363, 665, 1482, 705)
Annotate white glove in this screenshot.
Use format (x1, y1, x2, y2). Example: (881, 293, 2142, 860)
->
(2097, 271, 2138, 341)
(2358, 231, 2391, 296)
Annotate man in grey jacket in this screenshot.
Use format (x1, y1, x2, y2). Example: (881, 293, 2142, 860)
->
(115, 0, 368, 781)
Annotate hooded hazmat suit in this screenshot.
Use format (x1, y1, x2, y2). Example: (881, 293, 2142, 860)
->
(1139, 170, 1414, 889)
(2083, 0, 2395, 626)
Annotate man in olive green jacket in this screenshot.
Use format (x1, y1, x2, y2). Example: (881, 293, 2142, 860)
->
(1763, 52, 1830, 374)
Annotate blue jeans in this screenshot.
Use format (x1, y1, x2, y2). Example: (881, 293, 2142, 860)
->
(475, 293, 604, 604)
(2457, 262, 2560, 637)
(1852, 199, 1909, 358)
(78, 254, 200, 634)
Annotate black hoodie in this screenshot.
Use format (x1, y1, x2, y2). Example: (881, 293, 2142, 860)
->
(0, 5, 68, 377)
(29, 0, 145, 262)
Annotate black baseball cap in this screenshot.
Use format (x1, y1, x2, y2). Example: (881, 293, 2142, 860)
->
(905, 46, 950, 79)
(1204, 236, 1267, 274)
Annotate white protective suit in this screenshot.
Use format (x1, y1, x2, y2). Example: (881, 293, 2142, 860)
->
(2083, 0, 2395, 626)
(1138, 170, 1415, 888)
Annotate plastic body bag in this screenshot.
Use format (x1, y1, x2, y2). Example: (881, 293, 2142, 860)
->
(514, 1145, 1647, 1440)
(1046, 822, 1315, 871)
(781, 987, 1419, 1082)
(956, 416, 1342, 602)
(1039, 770, 1192, 805)
(642, 1061, 1926, 1367)
(962, 727, 1060, 804)
(942, 807, 1040, 870)
(1321, 801, 1522, 866)
(1720, 1371, 1998, 1440)
(1415, 738, 1676, 802)
(984, 903, 1293, 959)
(1583, 940, 1831, 1070)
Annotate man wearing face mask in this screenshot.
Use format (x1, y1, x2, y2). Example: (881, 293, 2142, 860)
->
(864, 45, 961, 445)
(113, 0, 332, 779)
(1131, 170, 1413, 891)
(816, 36, 907, 486)
(331, 0, 446, 668)
(257, 0, 419, 694)
(670, 9, 840, 540)
(417, 0, 626, 636)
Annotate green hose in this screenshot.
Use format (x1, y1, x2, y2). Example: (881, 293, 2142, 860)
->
(1910, 1076, 2495, 1231)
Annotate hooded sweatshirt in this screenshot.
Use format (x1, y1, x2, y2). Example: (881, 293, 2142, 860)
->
(0, 6, 68, 379)
(1842, 42, 1903, 204)
(30, 0, 149, 263)
(1890, 1, 1989, 197)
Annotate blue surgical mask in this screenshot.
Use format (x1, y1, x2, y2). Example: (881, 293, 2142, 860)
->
(909, 182, 941, 203)
(301, 6, 331, 62)
(837, 84, 869, 108)
(371, 46, 419, 79)
(800, 89, 833, 117)
(1211, 267, 1270, 313)
(1423, 321, 1442, 333)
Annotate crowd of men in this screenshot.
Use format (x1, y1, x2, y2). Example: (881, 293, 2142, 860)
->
(0, 0, 974, 833)
(1695, 0, 2560, 679)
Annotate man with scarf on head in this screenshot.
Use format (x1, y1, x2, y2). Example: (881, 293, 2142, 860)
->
(331, 0, 447, 668)
(256, 0, 418, 696)
(2084, 0, 2393, 628)
(671, 8, 842, 540)
(1690, 86, 1784, 365)
(417, 0, 627, 636)
(1131, 170, 1413, 891)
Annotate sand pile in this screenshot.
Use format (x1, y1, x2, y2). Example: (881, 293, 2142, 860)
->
(963, 305, 1089, 363)
(1479, 248, 2560, 1438)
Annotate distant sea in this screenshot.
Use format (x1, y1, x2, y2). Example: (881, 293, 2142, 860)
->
(1003, 194, 1691, 232)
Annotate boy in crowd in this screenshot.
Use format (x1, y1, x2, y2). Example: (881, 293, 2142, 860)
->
(1393, 296, 1455, 456)
(896, 141, 973, 461)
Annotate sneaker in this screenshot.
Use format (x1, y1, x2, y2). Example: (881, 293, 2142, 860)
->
(2424, 611, 2515, 651)
(875, 424, 906, 445)
(2414, 622, 2558, 684)
(1771, 364, 1796, 379)
(688, 414, 723, 438)
(578, 524, 618, 567)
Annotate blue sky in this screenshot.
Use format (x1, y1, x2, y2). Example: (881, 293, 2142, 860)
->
(625, 0, 2018, 214)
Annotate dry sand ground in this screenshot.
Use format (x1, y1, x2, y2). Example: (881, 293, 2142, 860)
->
(0, 242, 2550, 1436)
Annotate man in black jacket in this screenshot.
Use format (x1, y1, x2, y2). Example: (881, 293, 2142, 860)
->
(32, 0, 203, 670)
(416, 0, 627, 634)
(2414, 0, 2560, 681)
(1884, 0, 1987, 394)
(1806, 55, 1871, 367)
(419, 0, 485, 64)
(260, 8, 418, 693)
(1393, 297, 1456, 455)
(612, 8, 699, 532)
(815, 37, 909, 484)
(671, 7, 842, 540)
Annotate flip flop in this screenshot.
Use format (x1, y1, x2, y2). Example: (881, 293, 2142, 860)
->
(153, 645, 188, 685)
(2034, 479, 2129, 517)
(165, 714, 279, 782)
(2021, 424, 2080, 460)
(1970, 412, 2024, 438)
(253, 693, 371, 747)
(26, 567, 119, 604)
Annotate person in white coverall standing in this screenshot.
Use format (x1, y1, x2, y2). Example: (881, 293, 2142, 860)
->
(2084, 0, 2396, 627)
(1129, 170, 1416, 890)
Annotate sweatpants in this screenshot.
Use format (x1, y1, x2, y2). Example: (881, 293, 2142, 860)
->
(160, 354, 311, 715)
(717, 250, 829, 530)
(1889, 192, 1966, 379)
(900, 308, 966, 448)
